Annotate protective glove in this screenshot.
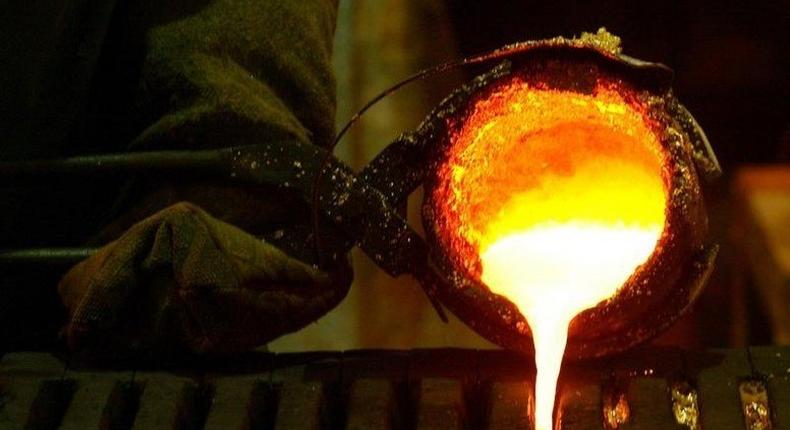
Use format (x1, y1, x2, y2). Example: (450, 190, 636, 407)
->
(59, 202, 351, 356)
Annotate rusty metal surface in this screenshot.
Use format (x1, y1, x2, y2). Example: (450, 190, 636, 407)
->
(1, 346, 788, 429)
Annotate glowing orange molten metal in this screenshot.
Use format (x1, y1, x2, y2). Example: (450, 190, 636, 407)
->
(434, 80, 667, 429)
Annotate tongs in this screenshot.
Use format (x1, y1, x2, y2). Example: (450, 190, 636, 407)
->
(0, 137, 451, 320)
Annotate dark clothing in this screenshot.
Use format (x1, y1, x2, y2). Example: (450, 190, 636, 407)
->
(1, 0, 342, 352)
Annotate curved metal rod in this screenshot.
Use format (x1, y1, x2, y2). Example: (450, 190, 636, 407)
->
(0, 150, 227, 182)
(0, 248, 100, 265)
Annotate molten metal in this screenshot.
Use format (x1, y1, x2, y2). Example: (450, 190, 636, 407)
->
(434, 79, 668, 429)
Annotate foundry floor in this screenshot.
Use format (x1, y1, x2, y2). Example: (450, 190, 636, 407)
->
(1, 347, 788, 429)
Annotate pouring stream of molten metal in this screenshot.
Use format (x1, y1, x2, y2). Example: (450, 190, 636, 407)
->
(479, 133, 664, 430)
(479, 155, 664, 430)
(441, 83, 667, 429)
(481, 221, 661, 430)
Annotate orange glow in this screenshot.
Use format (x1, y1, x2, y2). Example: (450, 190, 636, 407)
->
(434, 80, 667, 430)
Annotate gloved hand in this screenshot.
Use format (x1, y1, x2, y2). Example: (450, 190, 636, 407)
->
(59, 203, 351, 355)
(57, 0, 348, 355)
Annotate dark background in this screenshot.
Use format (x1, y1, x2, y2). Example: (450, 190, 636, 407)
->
(446, 0, 788, 168)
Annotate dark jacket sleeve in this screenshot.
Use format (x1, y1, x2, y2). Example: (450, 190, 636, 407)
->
(96, 0, 339, 238)
(134, 0, 337, 151)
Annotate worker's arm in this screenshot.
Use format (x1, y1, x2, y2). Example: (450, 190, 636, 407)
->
(58, 0, 350, 356)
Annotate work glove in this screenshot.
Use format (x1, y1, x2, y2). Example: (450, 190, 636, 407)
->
(59, 203, 350, 355)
